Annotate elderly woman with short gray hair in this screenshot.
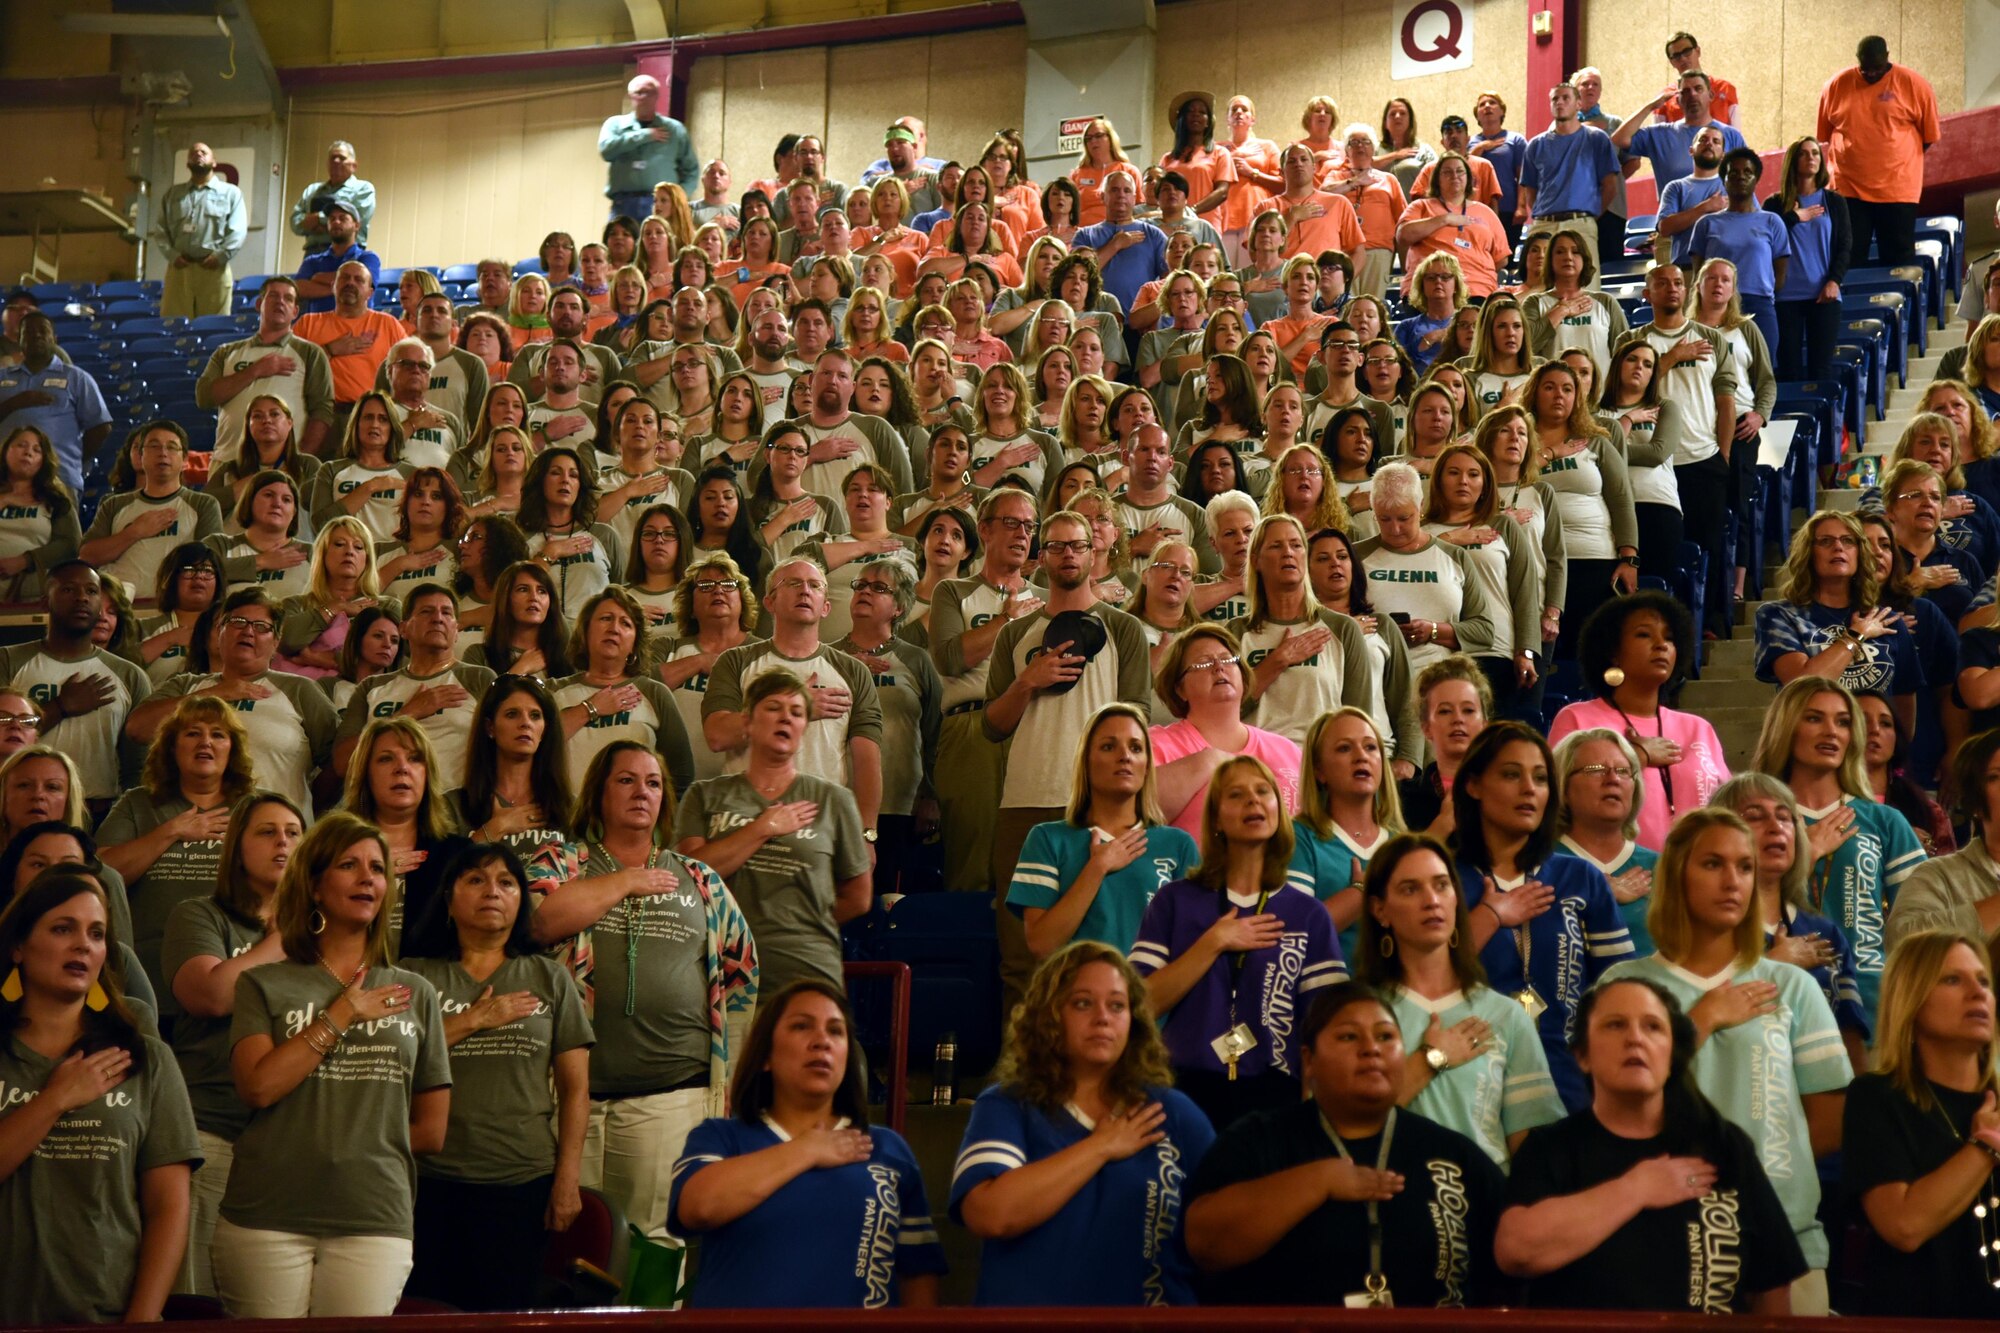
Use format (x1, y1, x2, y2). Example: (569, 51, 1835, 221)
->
(1353, 461, 1493, 675)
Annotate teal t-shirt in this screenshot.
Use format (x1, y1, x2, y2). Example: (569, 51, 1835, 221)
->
(1798, 796, 1926, 1020)
(1004, 821, 1199, 953)
(222, 959, 452, 1239)
(0, 1032, 200, 1325)
(158, 895, 266, 1139)
(1600, 954, 1853, 1267)
(1287, 821, 1391, 962)
(399, 953, 593, 1184)
(1557, 836, 1661, 959)
(1384, 983, 1566, 1170)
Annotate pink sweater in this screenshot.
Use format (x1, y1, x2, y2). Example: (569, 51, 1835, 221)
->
(1549, 697, 1731, 852)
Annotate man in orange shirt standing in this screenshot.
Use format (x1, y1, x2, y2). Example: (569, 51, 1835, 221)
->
(1323, 124, 1407, 301)
(296, 261, 407, 416)
(1649, 32, 1743, 130)
(1817, 35, 1940, 270)
(1259, 142, 1365, 270)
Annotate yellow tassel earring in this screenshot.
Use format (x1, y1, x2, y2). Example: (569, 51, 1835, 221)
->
(0, 968, 21, 1002)
(85, 980, 110, 1012)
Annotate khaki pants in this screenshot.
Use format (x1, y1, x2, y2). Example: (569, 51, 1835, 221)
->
(936, 710, 1007, 894)
(176, 1128, 234, 1296)
(162, 260, 234, 318)
(1790, 1268, 1829, 1317)
(991, 804, 1063, 1024)
(1524, 217, 1601, 290)
(212, 1220, 412, 1318)
(582, 1086, 710, 1241)
(1352, 248, 1394, 302)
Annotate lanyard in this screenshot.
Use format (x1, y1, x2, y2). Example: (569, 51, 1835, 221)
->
(1322, 1107, 1398, 1291)
(1219, 885, 1273, 1022)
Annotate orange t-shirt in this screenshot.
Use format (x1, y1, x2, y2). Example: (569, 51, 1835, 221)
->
(925, 216, 1018, 258)
(1219, 136, 1280, 232)
(1262, 311, 1336, 376)
(1411, 156, 1503, 210)
(1396, 198, 1513, 298)
(1328, 168, 1408, 252)
(1159, 145, 1238, 211)
(849, 226, 930, 297)
(1817, 65, 1941, 205)
(923, 252, 1024, 290)
(1259, 191, 1365, 262)
(847, 339, 909, 364)
(994, 183, 1045, 245)
(725, 261, 791, 309)
(295, 308, 408, 402)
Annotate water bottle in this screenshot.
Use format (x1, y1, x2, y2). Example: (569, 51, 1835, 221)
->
(931, 1032, 957, 1105)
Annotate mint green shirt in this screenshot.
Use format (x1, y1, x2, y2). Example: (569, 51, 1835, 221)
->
(1385, 983, 1566, 1169)
(1601, 954, 1853, 1267)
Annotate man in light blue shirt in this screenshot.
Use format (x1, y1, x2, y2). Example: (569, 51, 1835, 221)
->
(1071, 169, 1169, 322)
(599, 74, 699, 221)
(288, 140, 375, 255)
(0, 315, 112, 493)
(154, 142, 246, 319)
(1611, 71, 1745, 191)
(1653, 127, 1729, 265)
(1517, 83, 1622, 280)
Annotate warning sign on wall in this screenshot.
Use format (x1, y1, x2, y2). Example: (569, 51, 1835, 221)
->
(1056, 116, 1101, 156)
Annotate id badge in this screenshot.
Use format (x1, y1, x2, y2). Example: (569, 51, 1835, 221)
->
(1210, 1023, 1256, 1063)
(1453, 234, 1472, 248)
(1515, 986, 1549, 1020)
(1344, 1280, 1393, 1308)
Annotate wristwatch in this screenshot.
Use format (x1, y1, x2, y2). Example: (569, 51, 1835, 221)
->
(1422, 1044, 1450, 1072)
(1617, 554, 1641, 569)
(862, 829, 878, 844)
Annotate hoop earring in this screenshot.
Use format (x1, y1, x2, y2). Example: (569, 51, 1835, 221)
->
(85, 980, 109, 1012)
(1449, 928, 1460, 949)
(309, 908, 326, 936)
(1379, 934, 1395, 958)
(0, 968, 20, 1003)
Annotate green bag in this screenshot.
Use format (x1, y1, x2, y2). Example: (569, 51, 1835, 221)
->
(623, 1226, 685, 1309)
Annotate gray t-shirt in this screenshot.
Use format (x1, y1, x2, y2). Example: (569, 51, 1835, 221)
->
(0, 643, 150, 799)
(985, 602, 1152, 809)
(673, 771, 867, 996)
(336, 661, 496, 794)
(399, 953, 592, 1183)
(159, 895, 263, 1139)
(0, 1032, 200, 1325)
(222, 959, 451, 1239)
(831, 634, 941, 817)
(96, 790, 229, 1002)
(549, 674, 696, 797)
(702, 639, 883, 787)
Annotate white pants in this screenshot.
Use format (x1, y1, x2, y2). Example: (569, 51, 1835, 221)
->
(582, 1087, 708, 1241)
(175, 1129, 235, 1296)
(1791, 1267, 1829, 1316)
(210, 1218, 412, 1318)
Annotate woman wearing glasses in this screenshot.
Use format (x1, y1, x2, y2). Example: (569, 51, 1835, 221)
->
(1146, 626, 1302, 841)
(1552, 729, 1658, 954)
(751, 423, 843, 567)
(657, 555, 757, 784)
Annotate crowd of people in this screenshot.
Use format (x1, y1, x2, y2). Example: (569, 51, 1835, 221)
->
(1, 27, 1997, 1325)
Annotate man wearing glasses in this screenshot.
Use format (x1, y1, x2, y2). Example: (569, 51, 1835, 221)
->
(381, 338, 465, 470)
(126, 588, 338, 817)
(929, 491, 1042, 898)
(79, 420, 224, 602)
(329, 583, 494, 788)
(1648, 32, 1742, 129)
(0, 562, 150, 807)
(1303, 322, 1395, 450)
(373, 292, 485, 426)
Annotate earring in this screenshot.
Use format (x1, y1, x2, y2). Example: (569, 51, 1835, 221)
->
(1449, 928, 1460, 949)
(1379, 934, 1395, 958)
(0, 967, 20, 1002)
(1602, 666, 1626, 688)
(309, 908, 326, 936)
(85, 980, 109, 1012)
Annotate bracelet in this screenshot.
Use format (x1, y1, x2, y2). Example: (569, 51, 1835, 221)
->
(1974, 1138, 2000, 1166)
(303, 1028, 334, 1056)
(1476, 900, 1502, 925)
(313, 1012, 347, 1045)
(583, 699, 601, 723)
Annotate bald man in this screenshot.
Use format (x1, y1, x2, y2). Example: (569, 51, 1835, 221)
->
(599, 73, 699, 221)
(154, 142, 245, 318)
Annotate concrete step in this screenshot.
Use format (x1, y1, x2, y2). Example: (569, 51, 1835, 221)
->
(1702, 704, 1778, 772)
(1680, 676, 1780, 711)
(1702, 636, 1758, 674)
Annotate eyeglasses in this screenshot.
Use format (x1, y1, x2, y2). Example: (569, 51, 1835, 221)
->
(1365, 355, 1400, 367)
(767, 443, 810, 458)
(0, 713, 37, 728)
(223, 616, 277, 635)
(691, 579, 737, 594)
(1667, 44, 1697, 59)
(1812, 535, 1859, 549)
(639, 528, 678, 544)
(851, 579, 895, 595)
(1892, 490, 1942, 504)
(1572, 763, 1637, 782)
(391, 359, 431, 372)
(1181, 654, 1240, 677)
(1041, 539, 1094, 555)
(986, 516, 1035, 533)
(1323, 340, 1361, 352)
(1280, 465, 1324, 478)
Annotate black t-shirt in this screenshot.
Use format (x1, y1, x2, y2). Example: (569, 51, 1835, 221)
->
(1954, 626, 2000, 736)
(1398, 765, 1446, 833)
(1504, 1108, 1805, 1313)
(1841, 1072, 2000, 1320)
(1187, 1099, 1509, 1307)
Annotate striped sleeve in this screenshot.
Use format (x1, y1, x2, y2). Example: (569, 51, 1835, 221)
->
(947, 1092, 1032, 1221)
(1876, 806, 1926, 893)
(1497, 1001, 1568, 1135)
(1128, 885, 1178, 976)
(1004, 823, 1068, 919)
(664, 1117, 733, 1241)
(1784, 970, 1856, 1095)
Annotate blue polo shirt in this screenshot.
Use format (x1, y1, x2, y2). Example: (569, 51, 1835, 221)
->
(1394, 311, 1453, 374)
(1520, 126, 1620, 218)
(1688, 209, 1791, 300)
(294, 242, 382, 314)
(1623, 121, 1746, 190)
(1071, 219, 1170, 317)
(0, 357, 111, 492)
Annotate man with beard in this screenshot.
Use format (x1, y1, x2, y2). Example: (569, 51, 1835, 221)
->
(295, 261, 406, 408)
(929, 490, 1041, 896)
(1817, 35, 1940, 269)
(508, 287, 619, 404)
(984, 508, 1151, 1005)
(0, 561, 150, 804)
(702, 555, 882, 835)
(1610, 71, 1744, 194)
(789, 134, 849, 212)
(0, 313, 112, 492)
(776, 348, 912, 498)
(293, 198, 379, 314)
(742, 308, 803, 408)
(155, 142, 246, 318)
(527, 340, 595, 453)
(1654, 126, 1729, 268)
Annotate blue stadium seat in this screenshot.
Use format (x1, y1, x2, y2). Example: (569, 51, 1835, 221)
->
(103, 300, 161, 320)
(188, 314, 240, 334)
(377, 267, 406, 287)
(233, 274, 273, 293)
(113, 317, 168, 340)
(1774, 383, 1844, 472)
(137, 356, 195, 381)
(442, 263, 480, 283)
(512, 257, 544, 276)
(880, 892, 1001, 1077)
(29, 282, 90, 303)
(94, 280, 149, 301)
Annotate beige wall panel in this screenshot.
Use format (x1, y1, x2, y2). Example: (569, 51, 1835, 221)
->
(0, 105, 133, 285)
(918, 28, 1031, 175)
(719, 47, 830, 190)
(687, 58, 729, 170)
(1900, 0, 1966, 113)
(827, 38, 932, 180)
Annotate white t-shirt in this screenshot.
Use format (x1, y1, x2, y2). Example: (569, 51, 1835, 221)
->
(325, 462, 405, 543)
(1425, 521, 1516, 659)
(1636, 322, 1722, 465)
(552, 677, 663, 793)
(345, 665, 483, 789)
(1234, 615, 1351, 745)
(385, 399, 459, 471)
(209, 337, 312, 466)
(662, 639, 728, 783)
(8, 649, 134, 797)
(1539, 444, 1615, 559)
(1362, 540, 1468, 674)
(98, 491, 207, 598)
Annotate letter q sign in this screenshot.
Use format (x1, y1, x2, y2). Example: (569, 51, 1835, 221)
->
(1391, 0, 1475, 79)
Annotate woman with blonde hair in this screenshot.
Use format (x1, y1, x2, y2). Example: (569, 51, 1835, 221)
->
(968, 361, 1062, 495)
(1751, 674, 1924, 1023)
(851, 177, 928, 297)
(1003, 703, 1197, 958)
(97, 695, 253, 992)
(1864, 411, 2000, 577)
(1840, 929, 2000, 1318)
(1131, 753, 1343, 1128)
(1259, 442, 1348, 538)
(1457, 293, 1536, 414)
(1290, 706, 1404, 958)
(1069, 117, 1132, 226)
(1754, 510, 1926, 718)
(1229, 512, 1371, 745)
(1600, 807, 1853, 1312)
(505, 271, 554, 345)
(277, 515, 395, 678)
(339, 715, 460, 940)
(210, 810, 450, 1318)
(1916, 378, 2000, 510)
(950, 941, 1211, 1306)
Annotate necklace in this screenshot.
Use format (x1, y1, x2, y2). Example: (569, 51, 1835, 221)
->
(319, 955, 364, 989)
(601, 842, 665, 1019)
(1928, 1090, 2000, 1286)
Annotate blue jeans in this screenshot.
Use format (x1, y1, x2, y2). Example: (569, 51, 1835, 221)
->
(1739, 294, 1779, 372)
(608, 192, 652, 224)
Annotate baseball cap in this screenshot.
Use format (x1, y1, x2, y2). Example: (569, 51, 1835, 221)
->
(323, 197, 360, 219)
(1037, 610, 1108, 696)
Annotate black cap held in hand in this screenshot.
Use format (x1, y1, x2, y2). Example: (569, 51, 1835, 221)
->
(1036, 609, 1107, 695)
